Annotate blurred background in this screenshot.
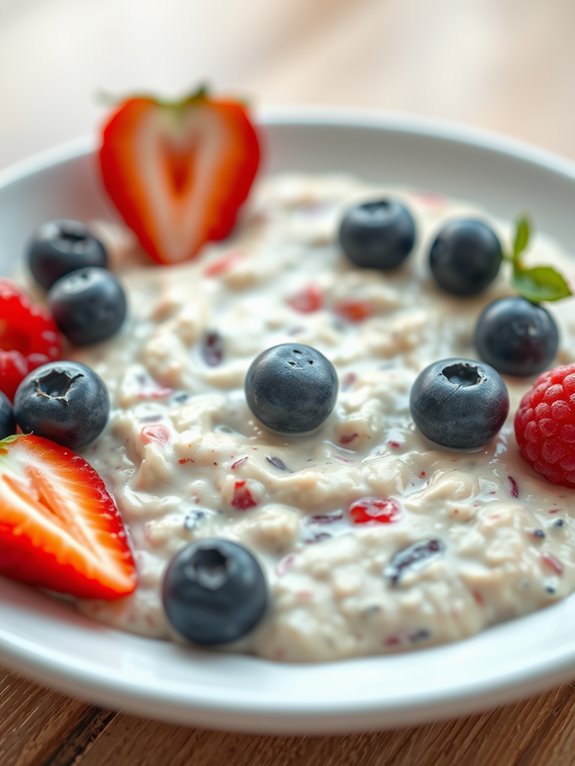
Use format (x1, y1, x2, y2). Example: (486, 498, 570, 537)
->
(1, 0, 575, 169)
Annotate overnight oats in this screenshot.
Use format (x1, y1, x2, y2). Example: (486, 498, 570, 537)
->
(77, 176, 575, 661)
(0, 93, 574, 663)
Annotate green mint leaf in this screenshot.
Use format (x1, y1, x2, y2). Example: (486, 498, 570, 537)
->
(512, 265, 573, 303)
(512, 216, 531, 265)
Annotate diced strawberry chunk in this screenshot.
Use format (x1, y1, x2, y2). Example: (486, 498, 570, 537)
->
(203, 251, 243, 276)
(348, 497, 402, 524)
(231, 480, 257, 510)
(287, 284, 324, 313)
(141, 424, 170, 445)
(334, 299, 374, 322)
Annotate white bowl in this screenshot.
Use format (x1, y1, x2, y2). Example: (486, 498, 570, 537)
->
(1, 111, 575, 734)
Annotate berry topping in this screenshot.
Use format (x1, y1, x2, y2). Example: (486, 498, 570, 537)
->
(162, 538, 268, 645)
(140, 423, 170, 445)
(231, 480, 257, 510)
(27, 219, 108, 290)
(0, 434, 136, 599)
(287, 284, 324, 313)
(429, 219, 503, 296)
(410, 357, 509, 449)
(0, 279, 61, 400)
(514, 364, 575, 487)
(266, 454, 291, 472)
(474, 296, 559, 376)
(203, 250, 243, 277)
(0, 393, 15, 439)
(98, 85, 260, 265)
(244, 343, 338, 434)
(385, 538, 445, 586)
(348, 497, 402, 524)
(338, 199, 416, 270)
(47, 267, 127, 346)
(14, 361, 110, 450)
(201, 330, 224, 367)
(334, 298, 374, 323)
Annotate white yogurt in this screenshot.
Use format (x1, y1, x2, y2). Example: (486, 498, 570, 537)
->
(74, 175, 575, 662)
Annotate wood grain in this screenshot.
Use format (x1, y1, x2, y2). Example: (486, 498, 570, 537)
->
(2, 669, 575, 765)
(2, 0, 575, 763)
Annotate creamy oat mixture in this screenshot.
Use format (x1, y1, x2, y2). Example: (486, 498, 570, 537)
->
(73, 175, 575, 662)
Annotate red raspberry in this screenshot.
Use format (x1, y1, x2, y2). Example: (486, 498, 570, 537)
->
(0, 280, 61, 400)
(514, 364, 575, 488)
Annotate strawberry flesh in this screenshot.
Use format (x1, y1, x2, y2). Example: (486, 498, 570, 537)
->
(0, 435, 137, 599)
(98, 87, 261, 265)
(348, 497, 402, 524)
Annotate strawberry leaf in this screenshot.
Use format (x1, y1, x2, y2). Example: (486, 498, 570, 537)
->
(97, 83, 211, 110)
(512, 265, 573, 303)
(0, 434, 18, 455)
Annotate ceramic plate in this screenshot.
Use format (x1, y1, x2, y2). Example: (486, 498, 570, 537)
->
(1, 111, 575, 734)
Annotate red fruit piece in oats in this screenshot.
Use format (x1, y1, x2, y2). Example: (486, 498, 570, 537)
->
(334, 298, 374, 322)
(348, 497, 402, 524)
(287, 284, 324, 313)
(231, 480, 257, 510)
(203, 250, 243, 276)
(140, 424, 170, 445)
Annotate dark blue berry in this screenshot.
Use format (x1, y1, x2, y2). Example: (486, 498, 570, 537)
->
(245, 343, 338, 434)
(48, 267, 127, 346)
(410, 357, 509, 449)
(162, 538, 268, 645)
(27, 220, 108, 290)
(338, 199, 416, 270)
(13, 361, 109, 450)
(474, 296, 559, 376)
(0, 392, 15, 439)
(429, 219, 502, 296)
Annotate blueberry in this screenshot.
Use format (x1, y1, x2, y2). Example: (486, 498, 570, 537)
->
(13, 361, 109, 450)
(48, 267, 127, 346)
(338, 199, 416, 270)
(474, 296, 559, 376)
(27, 220, 108, 290)
(0, 392, 15, 439)
(410, 358, 509, 449)
(429, 219, 503, 296)
(245, 343, 338, 434)
(162, 538, 268, 646)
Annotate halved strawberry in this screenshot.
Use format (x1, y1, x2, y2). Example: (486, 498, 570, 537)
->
(0, 434, 137, 599)
(98, 85, 261, 265)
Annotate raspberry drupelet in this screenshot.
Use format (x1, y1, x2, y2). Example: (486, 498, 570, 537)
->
(514, 364, 575, 488)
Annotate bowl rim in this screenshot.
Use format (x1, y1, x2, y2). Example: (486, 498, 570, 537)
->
(2, 106, 575, 190)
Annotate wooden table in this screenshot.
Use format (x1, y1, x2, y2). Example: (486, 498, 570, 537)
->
(2, 0, 575, 763)
(1, 672, 574, 765)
